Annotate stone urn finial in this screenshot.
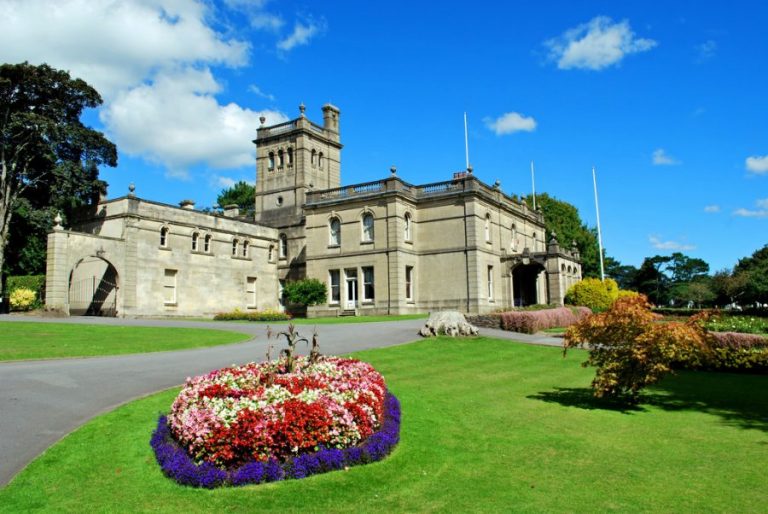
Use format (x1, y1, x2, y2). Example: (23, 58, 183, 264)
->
(390, 165, 397, 177)
(53, 212, 63, 231)
(128, 183, 136, 197)
(467, 164, 473, 174)
(259, 115, 266, 125)
(299, 102, 306, 117)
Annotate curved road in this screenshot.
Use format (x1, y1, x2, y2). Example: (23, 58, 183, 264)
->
(0, 315, 560, 487)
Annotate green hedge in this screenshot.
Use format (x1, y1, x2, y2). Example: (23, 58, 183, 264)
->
(214, 309, 292, 322)
(6, 275, 45, 294)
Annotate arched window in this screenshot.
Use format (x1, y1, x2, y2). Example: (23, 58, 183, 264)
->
(362, 213, 374, 242)
(278, 149, 284, 167)
(232, 238, 239, 256)
(485, 214, 491, 242)
(160, 226, 169, 247)
(532, 232, 537, 251)
(191, 232, 199, 252)
(318, 152, 324, 169)
(287, 147, 293, 165)
(311, 149, 317, 166)
(404, 213, 412, 241)
(204, 234, 212, 253)
(268, 152, 275, 170)
(279, 234, 288, 259)
(329, 217, 341, 246)
(242, 240, 249, 258)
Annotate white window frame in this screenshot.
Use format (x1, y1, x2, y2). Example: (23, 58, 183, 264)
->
(246, 276, 257, 308)
(163, 269, 177, 305)
(279, 234, 288, 259)
(362, 266, 375, 302)
(191, 232, 199, 252)
(487, 265, 494, 301)
(405, 265, 414, 302)
(404, 213, 412, 242)
(242, 240, 249, 258)
(362, 213, 374, 242)
(329, 269, 341, 304)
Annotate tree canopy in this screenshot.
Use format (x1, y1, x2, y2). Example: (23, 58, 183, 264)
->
(733, 244, 768, 305)
(1, 62, 117, 278)
(217, 180, 255, 216)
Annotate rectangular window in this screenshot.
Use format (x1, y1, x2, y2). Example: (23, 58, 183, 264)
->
(362, 266, 375, 302)
(487, 265, 494, 300)
(163, 269, 177, 305)
(246, 276, 257, 307)
(405, 266, 414, 301)
(329, 270, 340, 304)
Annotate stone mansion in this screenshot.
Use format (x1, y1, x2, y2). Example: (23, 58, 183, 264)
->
(45, 104, 582, 318)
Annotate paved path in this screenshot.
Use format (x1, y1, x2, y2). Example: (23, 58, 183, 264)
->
(0, 315, 561, 487)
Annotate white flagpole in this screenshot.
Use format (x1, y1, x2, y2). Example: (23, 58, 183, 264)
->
(530, 160, 537, 211)
(464, 112, 470, 169)
(592, 166, 605, 281)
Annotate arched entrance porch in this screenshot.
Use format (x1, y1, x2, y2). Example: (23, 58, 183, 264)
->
(512, 262, 546, 307)
(68, 256, 119, 316)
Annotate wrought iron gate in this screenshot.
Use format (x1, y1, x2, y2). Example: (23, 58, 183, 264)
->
(69, 276, 118, 316)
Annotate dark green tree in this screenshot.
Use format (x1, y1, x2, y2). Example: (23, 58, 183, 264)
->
(524, 193, 602, 277)
(217, 180, 255, 216)
(733, 244, 768, 305)
(632, 255, 672, 305)
(0, 62, 117, 278)
(604, 255, 638, 290)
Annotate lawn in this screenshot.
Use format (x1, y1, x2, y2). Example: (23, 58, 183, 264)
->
(0, 322, 250, 361)
(218, 313, 428, 325)
(1, 337, 766, 512)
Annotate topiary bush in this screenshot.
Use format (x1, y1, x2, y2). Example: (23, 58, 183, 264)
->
(10, 287, 37, 311)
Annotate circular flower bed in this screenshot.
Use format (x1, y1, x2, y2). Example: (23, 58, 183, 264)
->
(152, 355, 400, 487)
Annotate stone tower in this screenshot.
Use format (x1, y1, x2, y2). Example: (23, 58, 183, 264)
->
(253, 103, 342, 227)
(253, 103, 342, 282)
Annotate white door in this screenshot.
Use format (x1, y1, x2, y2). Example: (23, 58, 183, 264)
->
(345, 268, 358, 309)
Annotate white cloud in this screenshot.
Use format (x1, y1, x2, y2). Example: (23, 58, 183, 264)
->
(0, 0, 299, 177)
(277, 19, 326, 52)
(545, 16, 657, 70)
(734, 198, 768, 218)
(704, 204, 720, 213)
(746, 155, 768, 174)
(248, 84, 276, 101)
(652, 148, 681, 166)
(484, 112, 537, 135)
(215, 176, 237, 189)
(649, 236, 696, 251)
(100, 67, 287, 178)
(696, 40, 717, 61)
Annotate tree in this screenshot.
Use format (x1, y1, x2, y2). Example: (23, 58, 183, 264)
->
(604, 255, 638, 290)
(217, 180, 255, 216)
(0, 62, 117, 279)
(523, 193, 602, 277)
(733, 244, 768, 305)
(632, 255, 672, 305)
(711, 269, 749, 306)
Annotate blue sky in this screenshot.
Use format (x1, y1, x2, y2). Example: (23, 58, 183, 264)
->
(1, 0, 766, 272)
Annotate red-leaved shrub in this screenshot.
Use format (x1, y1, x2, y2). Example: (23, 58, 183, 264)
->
(499, 306, 591, 334)
(705, 331, 768, 370)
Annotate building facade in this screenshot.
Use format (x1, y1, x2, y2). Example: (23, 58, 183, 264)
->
(45, 104, 581, 318)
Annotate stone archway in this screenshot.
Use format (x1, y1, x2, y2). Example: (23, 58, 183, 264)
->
(512, 263, 546, 307)
(68, 256, 119, 316)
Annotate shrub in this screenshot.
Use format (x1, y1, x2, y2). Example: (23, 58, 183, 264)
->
(702, 331, 768, 371)
(564, 278, 620, 311)
(10, 288, 37, 311)
(6, 274, 45, 294)
(283, 278, 327, 307)
(564, 295, 710, 402)
(498, 306, 591, 334)
(214, 309, 291, 322)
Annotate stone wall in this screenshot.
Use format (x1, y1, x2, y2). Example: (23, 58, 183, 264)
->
(465, 314, 502, 329)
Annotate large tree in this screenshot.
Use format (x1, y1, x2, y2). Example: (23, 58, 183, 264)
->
(733, 244, 768, 305)
(0, 62, 117, 279)
(524, 193, 602, 277)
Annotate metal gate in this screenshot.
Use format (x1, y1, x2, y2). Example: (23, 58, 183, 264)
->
(69, 277, 118, 316)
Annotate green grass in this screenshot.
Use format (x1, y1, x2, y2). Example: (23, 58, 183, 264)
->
(2, 337, 767, 512)
(221, 313, 428, 325)
(0, 322, 250, 361)
(541, 327, 567, 334)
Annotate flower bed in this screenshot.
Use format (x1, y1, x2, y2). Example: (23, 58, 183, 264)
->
(152, 355, 400, 487)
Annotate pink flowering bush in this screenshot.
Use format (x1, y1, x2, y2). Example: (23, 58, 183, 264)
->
(168, 356, 387, 468)
(499, 306, 592, 334)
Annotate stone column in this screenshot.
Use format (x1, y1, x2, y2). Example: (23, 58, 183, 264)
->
(45, 219, 70, 314)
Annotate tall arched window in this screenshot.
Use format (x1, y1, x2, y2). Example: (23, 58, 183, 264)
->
(287, 147, 293, 165)
(160, 226, 169, 247)
(511, 223, 517, 250)
(279, 234, 288, 259)
(278, 149, 284, 167)
(191, 232, 199, 251)
(404, 213, 412, 241)
(362, 213, 374, 242)
(329, 217, 341, 246)
(242, 240, 249, 257)
(268, 152, 275, 170)
(232, 238, 239, 256)
(311, 149, 317, 166)
(318, 152, 324, 169)
(484, 214, 491, 242)
(204, 234, 212, 253)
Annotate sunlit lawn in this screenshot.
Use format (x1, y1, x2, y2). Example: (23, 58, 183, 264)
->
(1, 337, 766, 512)
(0, 322, 250, 361)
